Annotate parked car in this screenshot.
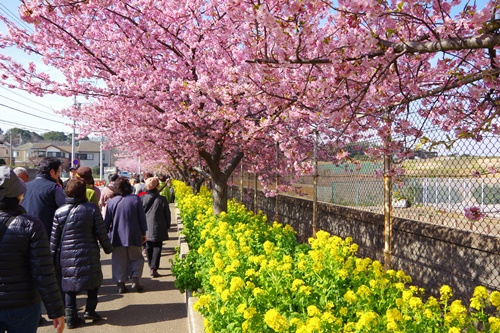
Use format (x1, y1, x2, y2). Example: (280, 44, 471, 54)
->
(119, 171, 131, 178)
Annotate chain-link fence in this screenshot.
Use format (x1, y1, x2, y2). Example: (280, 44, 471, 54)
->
(228, 96, 500, 302)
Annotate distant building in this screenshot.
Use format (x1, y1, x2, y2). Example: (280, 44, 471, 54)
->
(411, 149, 438, 159)
(76, 140, 112, 169)
(12, 140, 114, 171)
(13, 142, 72, 169)
(0, 140, 13, 165)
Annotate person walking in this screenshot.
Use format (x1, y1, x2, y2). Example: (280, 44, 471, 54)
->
(62, 167, 77, 189)
(141, 177, 171, 278)
(51, 178, 113, 329)
(0, 166, 65, 333)
(157, 174, 172, 203)
(99, 173, 119, 216)
(104, 176, 147, 293)
(13, 166, 30, 182)
(76, 166, 98, 206)
(21, 157, 66, 236)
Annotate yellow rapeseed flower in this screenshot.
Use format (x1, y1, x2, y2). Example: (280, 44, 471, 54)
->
(214, 258, 225, 269)
(356, 285, 371, 297)
(263, 241, 274, 255)
(440, 285, 453, 301)
(298, 285, 312, 295)
(444, 300, 466, 326)
(307, 305, 321, 317)
(409, 297, 423, 309)
(291, 279, 305, 292)
(237, 303, 247, 314)
(242, 320, 250, 333)
(386, 308, 403, 322)
(306, 316, 322, 331)
(344, 290, 357, 304)
(221, 289, 230, 301)
(490, 291, 500, 309)
(297, 260, 307, 271)
(230, 277, 245, 292)
(339, 307, 348, 316)
(244, 307, 257, 319)
(193, 294, 211, 311)
(355, 311, 378, 331)
(488, 317, 500, 332)
(321, 312, 336, 324)
(252, 287, 264, 297)
(264, 309, 289, 332)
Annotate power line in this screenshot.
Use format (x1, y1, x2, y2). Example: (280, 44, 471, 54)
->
(0, 119, 71, 134)
(0, 93, 68, 120)
(0, 3, 34, 33)
(0, 86, 67, 112)
(0, 103, 69, 125)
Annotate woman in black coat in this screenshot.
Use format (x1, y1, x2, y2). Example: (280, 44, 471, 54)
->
(141, 177, 171, 278)
(0, 166, 65, 333)
(51, 178, 113, 329)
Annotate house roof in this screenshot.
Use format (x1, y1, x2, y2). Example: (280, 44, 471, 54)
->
(15, 143, 34, 150)
(77, 140, 101, 152)
(13, 140, 105, 153)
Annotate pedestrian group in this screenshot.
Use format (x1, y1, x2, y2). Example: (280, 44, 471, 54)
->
(0, 157, 174, 332)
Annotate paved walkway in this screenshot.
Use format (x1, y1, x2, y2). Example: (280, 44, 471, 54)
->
(38, 204, 188, 333)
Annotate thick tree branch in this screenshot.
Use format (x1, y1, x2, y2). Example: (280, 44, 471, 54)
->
(246, 33, 500, 64)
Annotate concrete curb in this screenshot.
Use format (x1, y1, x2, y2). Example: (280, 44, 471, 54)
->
(176, 208, 204, 333)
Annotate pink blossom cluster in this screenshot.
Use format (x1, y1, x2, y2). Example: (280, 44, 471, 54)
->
(0, 0, 498, 212)
(463, 206, 486, 221)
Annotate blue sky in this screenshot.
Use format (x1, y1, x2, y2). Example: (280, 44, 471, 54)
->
(0, 1, 74, 136)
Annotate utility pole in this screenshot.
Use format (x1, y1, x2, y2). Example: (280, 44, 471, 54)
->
(99, 135, 103, 181)
(9, 133, 13, 166)
(72, 97, 78, 168)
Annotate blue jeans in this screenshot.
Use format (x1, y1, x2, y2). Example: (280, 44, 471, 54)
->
(0, 302, 41, 333)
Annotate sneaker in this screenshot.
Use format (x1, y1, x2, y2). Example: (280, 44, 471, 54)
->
(117, 282, 128, 294)
(131, 282, 144, 292)
(83, 311, 102, 322)
(150, 269, 161, 278)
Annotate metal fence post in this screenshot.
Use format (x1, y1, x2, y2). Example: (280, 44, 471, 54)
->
(240, 162, 244, 202)
(383, 153, 393, 270)
(275, 142, 279, 223)
(254, 174, 258, 214)
(312, 130, 318, 237)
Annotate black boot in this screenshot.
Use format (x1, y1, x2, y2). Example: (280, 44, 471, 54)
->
(65, 307, 82, 329)
(84, 297, 102, 322)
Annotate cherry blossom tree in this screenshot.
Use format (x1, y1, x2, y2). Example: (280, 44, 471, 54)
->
(0, 0, 498, 214)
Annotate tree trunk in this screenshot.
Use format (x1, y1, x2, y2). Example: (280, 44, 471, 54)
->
(199, 145, 244, 215)
(212, 174, 228, 215)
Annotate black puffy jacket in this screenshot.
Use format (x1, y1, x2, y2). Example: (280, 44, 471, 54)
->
(0, 210, 64, 319)
(141, 190, 171, 242)
(50, 198, 113, 293)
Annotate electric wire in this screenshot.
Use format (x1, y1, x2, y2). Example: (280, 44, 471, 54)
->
(0, 103, 69, 125)
(0, 86, 65, 112)
(0, 3, 34, 33)
(0, 93, 68, 120)
(0, 119, 71, 134)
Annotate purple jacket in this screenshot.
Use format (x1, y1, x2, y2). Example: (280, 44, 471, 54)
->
(104, 194, 147, 247)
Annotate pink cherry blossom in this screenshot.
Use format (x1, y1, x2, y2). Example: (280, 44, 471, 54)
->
(464, 206, 486, 221)
(0, 0, 498, 214)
